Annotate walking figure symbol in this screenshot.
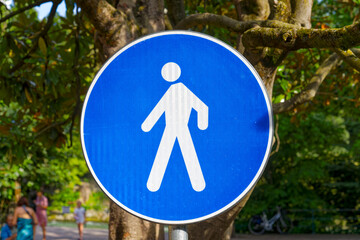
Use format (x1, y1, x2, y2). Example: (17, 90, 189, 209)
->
(141, 62, 209, 192)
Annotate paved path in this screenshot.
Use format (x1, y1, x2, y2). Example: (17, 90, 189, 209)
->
(34, 226, 108, 240)
(35, 226, 360, 240)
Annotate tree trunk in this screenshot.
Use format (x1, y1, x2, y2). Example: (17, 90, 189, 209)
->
(109, 201, 164, 240)
(186, 189, 253, 240)
(77, 0, 166, 239)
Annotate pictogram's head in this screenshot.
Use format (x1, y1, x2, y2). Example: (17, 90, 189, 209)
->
(161, 62, 181, 82)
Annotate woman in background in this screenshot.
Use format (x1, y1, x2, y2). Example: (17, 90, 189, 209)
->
(34, 190, 48, 240)
(13, 196, 38, 240)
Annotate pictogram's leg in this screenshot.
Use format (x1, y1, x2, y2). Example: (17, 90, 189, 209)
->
(177, 128, 206, 191)
(147, 127, 176, 192)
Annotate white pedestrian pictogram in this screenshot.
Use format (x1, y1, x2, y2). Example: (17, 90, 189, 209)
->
(141, 62, 209, 192)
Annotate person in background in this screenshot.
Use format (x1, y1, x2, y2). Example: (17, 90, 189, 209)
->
(1, 214, 17, 240)
(34, 190, 48, 240)
(74, 200, 85, 240)
(13, 196, 38, 240)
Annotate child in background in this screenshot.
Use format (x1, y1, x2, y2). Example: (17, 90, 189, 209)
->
(74, 200, 85, 240)
(1, 214, 17, 240)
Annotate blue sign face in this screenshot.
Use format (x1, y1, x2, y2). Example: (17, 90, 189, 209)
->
(81, 31, 273, 224)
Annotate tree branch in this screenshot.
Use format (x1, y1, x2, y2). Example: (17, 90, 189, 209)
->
(76, 0, 123, 38)
(142, 0, 165, 33)
(175, 13, 297, 31)
(270, 115, 280, 156)
(77, 0, 133, 58)
(0, 0, 52, 23)
(166, 0, 185, 26)
(234, 0, 270, 21)
(176, 13, 360, 51)
(290, 0, 313, 28)
(242, 21, 360, 50)
(34, 119, 69, 139)
(68, 7, 82, 148)
(333, 48, 360, 72)
(352, 48, 360, 58)
(273, 53, 340, 114)
(270, 0, 291, 23)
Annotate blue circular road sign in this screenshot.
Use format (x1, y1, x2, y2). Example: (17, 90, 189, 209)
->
(81, 31, 273, 224)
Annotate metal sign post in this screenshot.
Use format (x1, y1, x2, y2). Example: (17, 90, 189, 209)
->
(171, 225, 188, 240)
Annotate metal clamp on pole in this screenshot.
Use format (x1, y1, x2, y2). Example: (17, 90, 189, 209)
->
(171, 225, 188, 240)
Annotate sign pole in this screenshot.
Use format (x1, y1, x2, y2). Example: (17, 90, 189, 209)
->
(171, 225, 188, 240)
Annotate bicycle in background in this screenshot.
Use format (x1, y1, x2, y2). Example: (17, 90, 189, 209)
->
(248, 206, 293, 235)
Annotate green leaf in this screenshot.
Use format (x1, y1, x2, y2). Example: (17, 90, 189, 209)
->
(38, 37, 47, 56)
(274, 94, 285, 103)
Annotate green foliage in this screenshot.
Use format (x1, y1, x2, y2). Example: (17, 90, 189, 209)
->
(48, 187, 79, 211)
(0, 104, 89, 212)
(84, 191, 109, 211)
(243, 0, 360, 222)
(313, 0, 359, 28)
(0, 1, 96, 216)
(239, 106, 360, 232)
(246, 112, 350, 211)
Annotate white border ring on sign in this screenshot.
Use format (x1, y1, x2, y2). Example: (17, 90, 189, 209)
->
(80, 30, 274, 225)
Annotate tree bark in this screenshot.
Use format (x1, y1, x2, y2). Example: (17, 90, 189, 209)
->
(109, 201, 164, 240)
(166, 0, 185, 26)
(77, 1, 165, 239)
(234, 0, 270, 21)
(290, 0, 313, 28)
(238, 0, 292, 100)
(186, 189, 253, 240)
(242, 22, 360, 50)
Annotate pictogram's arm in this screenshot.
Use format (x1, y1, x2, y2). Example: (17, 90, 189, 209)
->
(192, 92, 208, 130)
(141, 91, 168, 132)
